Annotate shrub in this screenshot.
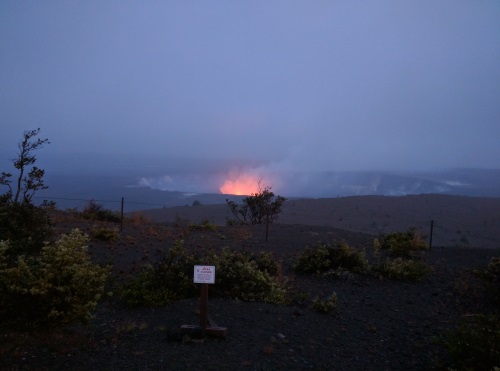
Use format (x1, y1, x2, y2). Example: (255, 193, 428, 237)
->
(312, 292, 338, 313)
(374, 258, 431, 280)
(120, 242, 289, 306)
(189, 219, 217, 231)
(0, 229, 111, 327)
(82, 200, 120, 223)
(91, 225, 120, 241)
(293, 241, 368, 276)
(0, 201, 53, 258)
(120, 240, 199, 307)
(444, 314, 500, 371)
(375, 227, 427, 257)
(120, 266, 185, 307)
(476, 257, 500, 306)
(209, 248, 287, 303)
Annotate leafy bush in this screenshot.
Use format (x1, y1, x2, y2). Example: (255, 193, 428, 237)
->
(189, 219, 217, 231)
(374, 258, 431, 280)
(120, 240, 198, 307)
(82, 200, 120, 223)
(0, 229, 111, 327)
(0, 201, 53, 258)
(91, 225, 120, 241)
(209, 248, 287, 303)
(444, 314, 499, 371)
(120, 242, 288, 307)
(476, 257, 500, 306)
(375, 227, 427, 257)
(293, 241, 368, 276)
(312, 292, 338, 313)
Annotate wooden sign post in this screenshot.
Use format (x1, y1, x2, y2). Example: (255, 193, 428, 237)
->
(180, 265, 227, 338)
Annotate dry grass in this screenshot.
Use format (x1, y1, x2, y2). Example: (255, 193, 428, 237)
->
(228, 226, 253, 240)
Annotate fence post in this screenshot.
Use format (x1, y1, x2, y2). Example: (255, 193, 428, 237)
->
(429, 219, 434, 250)
(120, 197, 124, 232)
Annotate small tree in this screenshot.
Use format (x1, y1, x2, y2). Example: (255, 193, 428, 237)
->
(0, 128, 50, 204)
(226, 184, 287, 225)
(0, 128, 52, 256)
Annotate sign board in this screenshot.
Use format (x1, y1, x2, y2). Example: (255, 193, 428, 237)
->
(194, 265, 215, 284)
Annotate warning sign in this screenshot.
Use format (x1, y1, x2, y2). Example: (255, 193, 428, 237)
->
(194, 265, 215, 284)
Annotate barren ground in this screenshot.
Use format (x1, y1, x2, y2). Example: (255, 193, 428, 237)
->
(1, 195, 499, 370)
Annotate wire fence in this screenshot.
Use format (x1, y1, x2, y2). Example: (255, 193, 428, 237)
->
(33, 195, 172, 211)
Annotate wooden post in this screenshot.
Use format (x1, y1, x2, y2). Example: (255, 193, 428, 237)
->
(120, 197, 124, 232)
(200, 283, 208, 330)
(429, 219, 434, 250)
(180, 265, 227, 338)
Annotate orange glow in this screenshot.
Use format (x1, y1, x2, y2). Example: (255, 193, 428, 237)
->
(219, 174, 261, 195)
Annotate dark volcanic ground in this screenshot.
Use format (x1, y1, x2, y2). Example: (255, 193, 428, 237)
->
(1, 195, 499, 370)
(140, 194, 500, 249)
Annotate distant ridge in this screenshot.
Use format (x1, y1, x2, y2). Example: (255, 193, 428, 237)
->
(33, 168, 500, 212)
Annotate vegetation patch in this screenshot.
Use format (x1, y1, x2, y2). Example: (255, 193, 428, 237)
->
(312, 292, 338, 313)
(372, 228, 432, 281)
(0, 201, 53, 257)
(476, 256, 500, 306)
(91, 225, 120, 241)
(444, 314, 499, 371)
(373, 258, 431, 280)
(293, 241, 368, 276)
(0, 229, 111, 327)
(208, 248, 287, 303)
(189, 219, 217, 231)
(375, 227, 427, 258)
(120, 241, 289, 307)
(81, 200, 120, 223)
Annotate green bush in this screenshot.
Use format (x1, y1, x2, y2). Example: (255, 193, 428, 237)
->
(476, 257, 500, 306)
(91, 225, 120, 241)
(82, 200, 120, 223)
(0, 201, 53, 258)
(120, 240, 199, 307)
(120, 242, 288, 307)
(444, 314, 499, 371)
(0, 229, 111, 327)
(120, 266, 184, 307)
(293, 241, 368, 276)
(209, 248, 287, 303)
(189, 219, 217, 231)
(374, 258, 431, 280)
(312, 292, 338, 313)
(375, 227, 427, 257)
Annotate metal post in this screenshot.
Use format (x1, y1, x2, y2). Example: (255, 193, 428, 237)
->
(120, 197, 124, 232)
(429, 219, 434, 250)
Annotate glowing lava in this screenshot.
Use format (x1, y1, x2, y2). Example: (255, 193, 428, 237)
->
(219, 174, 261, 195)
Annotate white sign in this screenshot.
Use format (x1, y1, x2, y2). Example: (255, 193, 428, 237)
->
(194, 265, 216, 284)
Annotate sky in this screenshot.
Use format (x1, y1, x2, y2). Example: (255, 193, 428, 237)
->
(1, 1, 500, 195)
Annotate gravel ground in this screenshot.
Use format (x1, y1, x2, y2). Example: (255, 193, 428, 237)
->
(1, 216, 499, 370)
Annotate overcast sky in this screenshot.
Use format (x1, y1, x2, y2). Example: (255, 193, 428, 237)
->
(1, 1, 499, 179)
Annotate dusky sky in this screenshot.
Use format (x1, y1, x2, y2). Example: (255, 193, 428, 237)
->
(1, 1, 499, 194)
